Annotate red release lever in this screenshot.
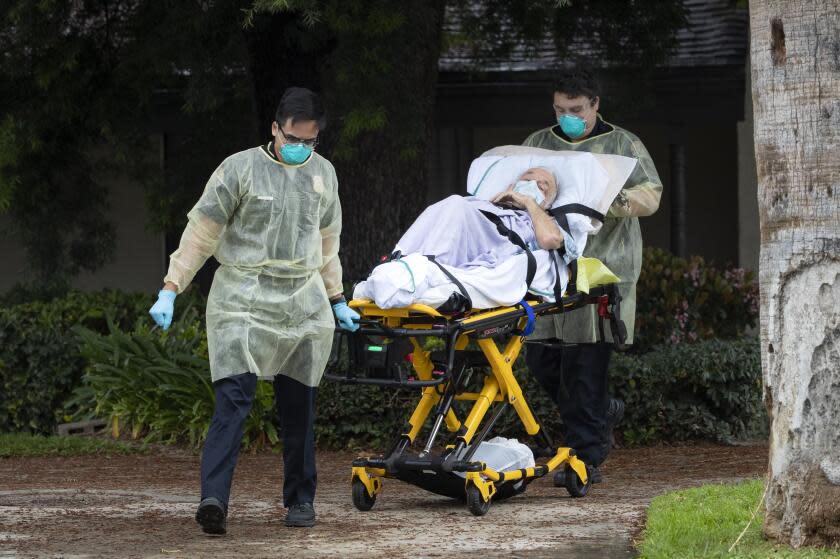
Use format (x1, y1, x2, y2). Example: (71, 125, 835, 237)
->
(597, 295, 610, 318)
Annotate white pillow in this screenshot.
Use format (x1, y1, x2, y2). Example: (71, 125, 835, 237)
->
(466, 145, 637, 219)
(466, 145, 638, 262)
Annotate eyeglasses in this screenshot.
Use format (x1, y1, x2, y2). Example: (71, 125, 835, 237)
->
(277, 127, 318, 149)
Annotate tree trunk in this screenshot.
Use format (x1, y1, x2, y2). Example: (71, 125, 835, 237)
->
(750, 1, 840, 548)
(320, 0, 446, 282)
(243, 13, 332, 142)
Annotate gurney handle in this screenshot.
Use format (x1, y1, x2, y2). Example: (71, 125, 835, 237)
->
(322, 372, 450, 388)
(350, 324, 447, 338)
(607, 287, 629, 350)
(356, 318, 398, 337)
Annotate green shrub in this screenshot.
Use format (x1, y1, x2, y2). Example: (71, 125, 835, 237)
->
(609, 337, 764, 445)
(0, 290, 148, 434)
(0, 288, 205, 434)
(72, 306, 277, 449)
(320, 337, 764, 450)
(71, 316, 762, 450)
(317, 383, 417, 449)
(634, 248, 759, 353)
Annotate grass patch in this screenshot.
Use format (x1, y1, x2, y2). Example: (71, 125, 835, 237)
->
(0, 433, 144, 458)
(638, 479, 839, 558)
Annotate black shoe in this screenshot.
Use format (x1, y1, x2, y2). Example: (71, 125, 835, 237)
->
(195, 497, 227, 535)
(553, 463, 602, 487)
(605, 397, 626, 450)
(285, 503, 316, 527)
(527, 444, 556, 459)
(606, 397, 625, 428)
(588, 464, 603, 484)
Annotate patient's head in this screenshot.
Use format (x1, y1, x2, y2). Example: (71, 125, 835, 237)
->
(515, 167, 558, 209)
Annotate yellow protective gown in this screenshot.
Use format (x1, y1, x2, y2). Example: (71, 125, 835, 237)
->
(164, 144, 343, 386)
(523, 119, 662, 344)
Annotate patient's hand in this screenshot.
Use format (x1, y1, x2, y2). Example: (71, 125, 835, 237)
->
(491, 189, 536, 210)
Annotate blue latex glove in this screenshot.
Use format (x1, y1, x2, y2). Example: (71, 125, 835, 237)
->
(332, 301, 360, 332)
(149, 289, 177, 330)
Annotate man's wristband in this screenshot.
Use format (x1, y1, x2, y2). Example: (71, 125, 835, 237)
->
(330, 295, 346, 306)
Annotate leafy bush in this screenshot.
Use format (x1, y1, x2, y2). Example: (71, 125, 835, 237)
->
(609, 338, 764, 445)
(71, 318, 762, 450)
(72, 306, 277, 450)
(0, 288, 206, 434)
(317, 383, 417, 450)
(0, 290, 157, 434)
(2, 281, 763, 451)
(320, 338, 764, 450)
(634, 248, 759, 353)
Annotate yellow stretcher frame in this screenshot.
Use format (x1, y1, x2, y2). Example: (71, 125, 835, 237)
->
(335, 283, 625, 516)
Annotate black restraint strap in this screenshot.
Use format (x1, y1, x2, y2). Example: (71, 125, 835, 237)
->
(547, 204, 602, 300)
(548, 253, 562, 304)
(426, 255, 473, 312)
(548, 203, 605, 242)
(478, 209, 537, 287)
(549, 204, 605, 224)
(566, 258, 578, 296)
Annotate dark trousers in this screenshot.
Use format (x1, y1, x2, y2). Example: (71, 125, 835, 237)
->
(200, 372, 317, 509)
(525, 342, 612, 467)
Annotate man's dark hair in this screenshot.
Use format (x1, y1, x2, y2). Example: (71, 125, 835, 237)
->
(552, 68, 600, 103)
(275, 87, 327, 130)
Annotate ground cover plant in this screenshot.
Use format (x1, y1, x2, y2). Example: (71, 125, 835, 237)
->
(0, 433, 141, 458)
(71, 305, 279, 450)
(638, 480, 839, 558)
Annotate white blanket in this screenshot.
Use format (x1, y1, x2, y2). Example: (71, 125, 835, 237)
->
(353, 147, 636, 310)
(353, 251, 567, 309)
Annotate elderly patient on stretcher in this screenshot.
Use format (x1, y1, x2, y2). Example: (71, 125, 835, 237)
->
(353, 164, 594, 312)
(397, 167, 565, 268)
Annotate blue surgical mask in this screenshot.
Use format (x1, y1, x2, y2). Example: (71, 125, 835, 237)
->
(280, 143, 312, 164)
(558, 114, 587, 139)
(513, 180, 545, 206)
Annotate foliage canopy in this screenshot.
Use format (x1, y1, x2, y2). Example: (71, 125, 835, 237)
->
(0, 0, 687, 288)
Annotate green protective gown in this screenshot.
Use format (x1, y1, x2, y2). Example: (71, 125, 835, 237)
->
(164, 144, 343, 386)
(523, 119, 662, 344)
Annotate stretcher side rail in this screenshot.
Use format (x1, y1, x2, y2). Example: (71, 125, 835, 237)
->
(324, 283, 626, 390)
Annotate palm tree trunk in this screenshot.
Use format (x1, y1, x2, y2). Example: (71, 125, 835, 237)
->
(750, 0, 840, 547)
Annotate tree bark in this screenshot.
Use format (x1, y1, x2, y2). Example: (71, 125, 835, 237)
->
(243, 13, 332, 142)
(750, 1, 840, 548)
(320, 0, 446, 282)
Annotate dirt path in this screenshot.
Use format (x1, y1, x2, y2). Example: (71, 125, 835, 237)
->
(0, 443, 767, 558)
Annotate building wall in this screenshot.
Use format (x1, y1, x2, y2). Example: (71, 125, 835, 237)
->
(737, 63, 760, 272)
(0, 90, 256, 297)
(0, 215, 30, 293)
(72, 170, 166, 292)
(0, 163, 165, 295)
(431, 92, 742, 266)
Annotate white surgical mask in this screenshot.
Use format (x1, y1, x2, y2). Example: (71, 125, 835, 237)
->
(513, 179, 545, 205)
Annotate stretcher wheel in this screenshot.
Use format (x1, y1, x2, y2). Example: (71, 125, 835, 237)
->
(554, 466, 591, 498)
(352, 478, 377, 511)
(466, 485, 491, 516)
